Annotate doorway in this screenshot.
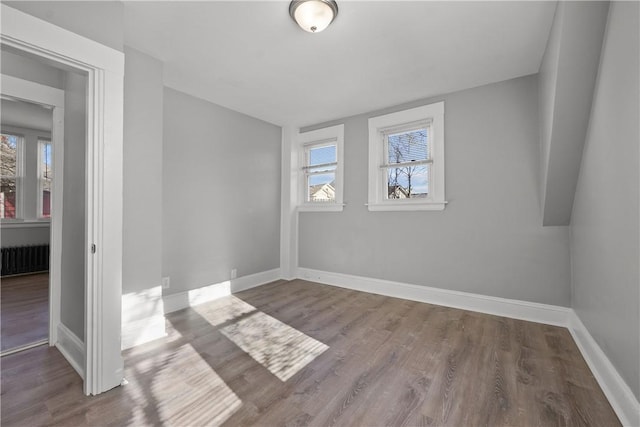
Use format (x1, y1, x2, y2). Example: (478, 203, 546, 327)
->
(1, 3, 125, 395)
(0, 97, 55, 355)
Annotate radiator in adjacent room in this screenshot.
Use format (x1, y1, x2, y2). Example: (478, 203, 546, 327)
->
(0, 245, 50, 276)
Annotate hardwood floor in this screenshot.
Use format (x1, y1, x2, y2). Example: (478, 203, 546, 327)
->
(1, 273, 49, 352)
(1, 279, 620, 426)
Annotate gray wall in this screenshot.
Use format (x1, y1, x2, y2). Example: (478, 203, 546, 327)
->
(1, 226, 49, 247)
(5, 1, 124, 52)
(1, 49, 58, 249)
(60, 70, 87, 339)
(162, 88, 281, 294)
(1, 49, 65, 89)
(1, 99, 54, 132)
(299, 75, 571, 306)
(570, 1, 639, 400)
(122, 47, 163, 294)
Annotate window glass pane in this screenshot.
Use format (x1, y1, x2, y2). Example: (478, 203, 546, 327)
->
(387, 128, 429, 164)
(309, 145, 336, 166)
(40, 141, 52, 218)
(1, 133, 18, 218)
(41, 142, 52, 180)
(0, 178, 17, 218)
(1, 133, 18, 177)
(386, 164, 429, 199)
(41, 188, 51, 217)
(307, 172, 336, 202)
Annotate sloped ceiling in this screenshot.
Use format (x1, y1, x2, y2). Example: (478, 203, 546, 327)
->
(539, 1, 609, 226)
(123, 1, 557, 127)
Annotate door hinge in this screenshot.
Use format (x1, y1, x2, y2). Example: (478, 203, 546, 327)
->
(91, 244, 96, 254)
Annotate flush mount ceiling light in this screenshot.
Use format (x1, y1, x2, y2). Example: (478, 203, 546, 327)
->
(289, 0, 338, 33)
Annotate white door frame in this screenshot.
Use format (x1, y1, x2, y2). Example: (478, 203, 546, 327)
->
(1, 4, 125, 395)
(0, 74, 65, 350)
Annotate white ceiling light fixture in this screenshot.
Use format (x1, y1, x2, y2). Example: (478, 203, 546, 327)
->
(289, 0, 338, 33)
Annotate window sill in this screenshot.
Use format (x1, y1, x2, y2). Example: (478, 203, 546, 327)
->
(366, 201, 447, 212)
(298, 203, 345, 213)
(1, 219, 51, 228)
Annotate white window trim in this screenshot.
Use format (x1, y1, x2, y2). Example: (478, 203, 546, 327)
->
(297, 124, 345, 212)
(367, 102, 446, 211)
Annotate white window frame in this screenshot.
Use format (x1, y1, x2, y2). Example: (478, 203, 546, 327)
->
(297, 124, 344, 212)
(37, 138, 52, 219)
(367, 102, 446, 211)
(0, 132, 25, 220)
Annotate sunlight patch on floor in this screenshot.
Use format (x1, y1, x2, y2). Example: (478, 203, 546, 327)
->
(192, 294, 257, 327)
(217, 300, 329, 381)
(141, 343, 242, 426)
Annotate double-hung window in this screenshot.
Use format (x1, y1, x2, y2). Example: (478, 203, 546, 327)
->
(38, 139, 52, 218)
(368, 102, 446, 211)
(298, 124, 344, 212)
(383, 124, 431, 199)
(0, 133, 23, 219)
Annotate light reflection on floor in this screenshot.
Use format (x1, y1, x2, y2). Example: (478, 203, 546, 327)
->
(194, 297, 329, 382)
(220, 310, 329, 381)
(127, 343, 242, 426)
(122, 295, 329, 425)
(192, 295, 257, 328)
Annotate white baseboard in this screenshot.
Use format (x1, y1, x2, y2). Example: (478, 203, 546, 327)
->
(568, 312, 640, 427)
(56, 323, 85, 380)
(121, 315, 167, 350)
(296, 267, 639, 426)
(121, 286, 167, 350)
(121, 269, 281, 348)
(297, 268, 570, 326)
(163, 268, 281, 314)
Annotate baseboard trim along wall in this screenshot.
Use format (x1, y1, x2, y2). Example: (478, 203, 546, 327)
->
(56, 323, 85, 380)
(121, 286, 166, 350)
(121, 269, 282, 349)
(296, 267, 640, 426)
(297, 267, 571, 326)
(163, 268, 282, 315)
(568, 312, 640, 427)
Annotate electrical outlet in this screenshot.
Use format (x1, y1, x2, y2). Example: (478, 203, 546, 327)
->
(230, 268, 237, 279)
(161, 276, 170, 289)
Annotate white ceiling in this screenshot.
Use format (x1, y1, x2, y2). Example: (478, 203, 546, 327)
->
(123, 1, 556, 128)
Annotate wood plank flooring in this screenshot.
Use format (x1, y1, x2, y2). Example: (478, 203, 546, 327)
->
(1, 279, 620, 426)
(1, 273, 49, 352)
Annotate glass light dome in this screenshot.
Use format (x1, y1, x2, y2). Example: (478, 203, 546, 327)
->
(290, 0, 338, 33)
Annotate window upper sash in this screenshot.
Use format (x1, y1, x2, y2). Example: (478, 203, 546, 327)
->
(381, 119, 432, 169)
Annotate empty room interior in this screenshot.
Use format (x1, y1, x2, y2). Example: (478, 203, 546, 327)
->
(0, 1, 638, 426)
